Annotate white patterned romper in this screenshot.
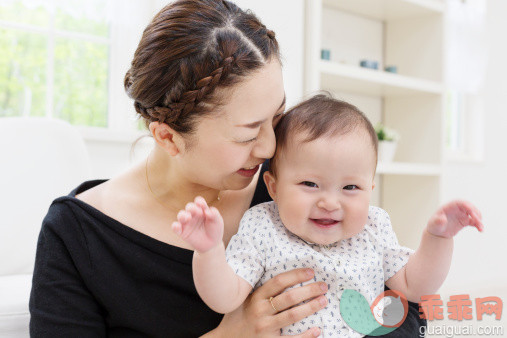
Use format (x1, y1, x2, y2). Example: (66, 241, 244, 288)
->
(225, 202, 413, 337)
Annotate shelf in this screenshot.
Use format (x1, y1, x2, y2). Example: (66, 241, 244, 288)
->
(376, 162, 442, 176)
(319, 61, 443, 97)
(323, 0, 444, 21)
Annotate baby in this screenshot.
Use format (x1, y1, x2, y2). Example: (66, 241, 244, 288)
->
(172, 94, 483, 337)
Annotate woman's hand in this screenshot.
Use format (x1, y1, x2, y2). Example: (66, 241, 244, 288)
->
(205, 268, 328, 337)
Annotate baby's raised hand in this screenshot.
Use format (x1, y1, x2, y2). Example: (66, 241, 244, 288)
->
(171, 196, 224, 253)
(427, 200, 484, 238)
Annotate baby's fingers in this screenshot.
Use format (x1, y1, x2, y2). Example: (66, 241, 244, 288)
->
(171, 221, 182, 236)
(194, 196, 209, 210)
(468, 211, 484, 232)
(185, 201, 203, 219)
(204, 206, 221, 221)
(177, 209, 191, 224)
(455, 200, 484, 232)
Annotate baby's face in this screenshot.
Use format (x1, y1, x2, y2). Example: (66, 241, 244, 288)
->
(265, 130, 376, 245)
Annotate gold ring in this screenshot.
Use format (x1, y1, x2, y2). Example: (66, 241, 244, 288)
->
(269, 296, 278, 313)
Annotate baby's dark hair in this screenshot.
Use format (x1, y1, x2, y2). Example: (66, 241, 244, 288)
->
(269, 93, 378, 176)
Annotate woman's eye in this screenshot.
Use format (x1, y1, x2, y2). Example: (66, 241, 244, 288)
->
(239, 137, 257, 144)
(272, 113, 284, 127)
(301, 181, 318, 188)
(344, 185, 359, 190)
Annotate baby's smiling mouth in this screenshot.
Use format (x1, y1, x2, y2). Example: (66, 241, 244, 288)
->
(310, 218, 340, 226)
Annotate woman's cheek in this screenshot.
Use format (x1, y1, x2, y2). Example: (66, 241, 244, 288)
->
(216, 145, 250, 168)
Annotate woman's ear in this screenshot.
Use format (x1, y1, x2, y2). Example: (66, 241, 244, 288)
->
(263, 171, 277, 201)
(149, 121, 184, 156)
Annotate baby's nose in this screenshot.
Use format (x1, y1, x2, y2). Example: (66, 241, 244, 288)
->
(317, 195, 340, 211)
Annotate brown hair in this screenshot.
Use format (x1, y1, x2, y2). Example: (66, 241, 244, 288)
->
(124, 0, 280, 135)
(269, 93, 378, 176)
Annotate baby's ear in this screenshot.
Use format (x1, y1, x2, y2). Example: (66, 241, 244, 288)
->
(263, 171, 277, 200)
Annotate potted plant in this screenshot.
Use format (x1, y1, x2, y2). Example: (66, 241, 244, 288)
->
(375, 123, 400, 162)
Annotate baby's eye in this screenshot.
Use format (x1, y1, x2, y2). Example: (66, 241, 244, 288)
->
(301, 181, 318, 188)
(344, 185, 359, 190)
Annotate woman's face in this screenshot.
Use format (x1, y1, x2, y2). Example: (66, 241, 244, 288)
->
(177, 60, 285, 191)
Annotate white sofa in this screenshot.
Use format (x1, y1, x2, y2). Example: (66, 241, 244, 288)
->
(0, 117, 91, 337)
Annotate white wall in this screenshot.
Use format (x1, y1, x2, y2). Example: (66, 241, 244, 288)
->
(440, 0, 507, 297)
(87, 0, 305, 179)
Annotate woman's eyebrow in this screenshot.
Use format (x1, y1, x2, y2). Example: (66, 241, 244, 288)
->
(235, 95, 286, 129)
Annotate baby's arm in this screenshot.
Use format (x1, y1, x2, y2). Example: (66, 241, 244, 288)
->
(172, 197, 252, 314)
(386, 200, 483, 303)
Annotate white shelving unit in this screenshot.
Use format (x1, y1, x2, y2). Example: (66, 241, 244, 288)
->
(319, 61, 443, 96)
(322, 0, 444, 21)
(304, 0, 446, 249)
(377, 162, 442, 176)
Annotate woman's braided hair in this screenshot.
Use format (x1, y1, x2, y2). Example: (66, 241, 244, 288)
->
(124, 0, 280, 134)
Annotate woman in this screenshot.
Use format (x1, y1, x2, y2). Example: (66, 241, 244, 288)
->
(29, 0, 424, 337)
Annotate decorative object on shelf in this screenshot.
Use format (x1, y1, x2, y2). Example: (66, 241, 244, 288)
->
(321, 49, 331, 60)
(360, 59, 378, 70)
(384, 65, 398, 73)
(375, 123, 400, 162)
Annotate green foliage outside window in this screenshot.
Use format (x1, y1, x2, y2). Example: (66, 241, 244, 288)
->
(0, 0, 110, 127)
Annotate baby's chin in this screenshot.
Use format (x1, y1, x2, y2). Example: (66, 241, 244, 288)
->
(307, 232, 361, 246)
(305, 236, 344, 246)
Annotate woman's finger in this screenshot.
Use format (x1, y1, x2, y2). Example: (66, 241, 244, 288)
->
(254, 268, 315, 299)
(272, 295, 327, 329)
(270, 281, 327, 313)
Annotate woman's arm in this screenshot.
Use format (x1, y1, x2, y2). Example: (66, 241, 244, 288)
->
(30, 206, 106, 337)
(202, 268, 327, 338)
(387, 200, 483, 302)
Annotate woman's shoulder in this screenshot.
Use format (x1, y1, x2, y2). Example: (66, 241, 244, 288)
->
(45, 173, 138, 240)
(39, 182, 108, 254)
(74, 165, 147, 224)
(74, 179, 109, 211)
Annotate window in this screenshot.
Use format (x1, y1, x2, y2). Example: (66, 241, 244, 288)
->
(1, 0, 154, 135)
(445, 90, 484, 162)
(445, 0, 487, 162)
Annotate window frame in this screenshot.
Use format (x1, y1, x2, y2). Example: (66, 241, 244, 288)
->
(444, 89, 485, 163)
(0, 0, 157, 142)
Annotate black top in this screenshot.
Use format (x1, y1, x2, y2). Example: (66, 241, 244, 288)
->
(29, 161, 424, 337)
(29, 164, 272, 338)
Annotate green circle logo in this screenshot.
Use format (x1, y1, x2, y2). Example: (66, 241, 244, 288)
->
(340, 289, 409, 336)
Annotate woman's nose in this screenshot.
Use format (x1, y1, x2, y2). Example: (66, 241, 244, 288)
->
(252, 123, 276, 159)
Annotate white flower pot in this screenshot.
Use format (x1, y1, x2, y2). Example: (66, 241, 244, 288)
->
(378, 141, 398, 162)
